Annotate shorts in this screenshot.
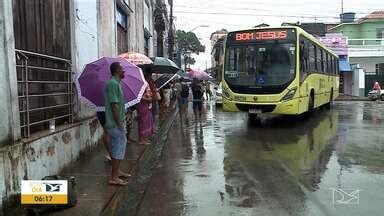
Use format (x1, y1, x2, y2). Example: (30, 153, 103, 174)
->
(178, 97, 188, 109)
(96, 112, 106, 127)
(107, 127, 127, 160)
(193, 100, 203, 111)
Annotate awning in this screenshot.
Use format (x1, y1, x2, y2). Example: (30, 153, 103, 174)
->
(339, 58, 352, 72)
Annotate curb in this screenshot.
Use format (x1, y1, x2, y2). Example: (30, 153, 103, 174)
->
(100, 109, 178, 216)
(335, 98, 369, 101)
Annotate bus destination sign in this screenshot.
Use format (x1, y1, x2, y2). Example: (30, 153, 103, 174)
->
(235, 31, 287, 41)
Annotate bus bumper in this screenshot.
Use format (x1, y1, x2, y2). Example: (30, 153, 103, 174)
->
(223, 98, 300, 115)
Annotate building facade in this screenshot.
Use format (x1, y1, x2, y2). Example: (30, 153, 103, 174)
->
(329, 11, 384, 96)
(0, 0, 171, 210)
(210, 29, 228, 82)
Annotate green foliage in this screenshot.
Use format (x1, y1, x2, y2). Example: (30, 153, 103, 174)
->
(176, 30, 205, 66)
(184, 55, 196, 65)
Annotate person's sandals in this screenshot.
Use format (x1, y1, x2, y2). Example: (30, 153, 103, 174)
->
(109, 178, 128, 186)
(119, 172, 132, 178)
(105, 155, 112, 162)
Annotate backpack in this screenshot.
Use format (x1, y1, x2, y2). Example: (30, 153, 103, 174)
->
(180, 83, 189, 98)
(192, 85, 203, 99)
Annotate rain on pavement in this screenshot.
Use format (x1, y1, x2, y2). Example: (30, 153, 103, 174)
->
(137, 101, 384, 216)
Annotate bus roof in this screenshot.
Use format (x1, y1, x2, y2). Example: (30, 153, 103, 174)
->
(228, 26, 338, 58)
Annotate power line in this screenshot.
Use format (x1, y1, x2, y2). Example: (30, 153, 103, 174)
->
(176, 0, 384, 7)
(175, 10, 384, 21)
(174, 5, 345, 17)
(174, 4, 380, 15)
(174, 10, 352, 19)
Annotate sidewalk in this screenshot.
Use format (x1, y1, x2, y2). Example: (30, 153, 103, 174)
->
(335, 94, 369, 101)
(48, 109, 178, 216)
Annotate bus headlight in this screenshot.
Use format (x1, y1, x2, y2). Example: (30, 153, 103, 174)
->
(281, 88, 297, 102)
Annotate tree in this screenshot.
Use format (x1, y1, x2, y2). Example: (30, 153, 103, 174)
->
(176, 30, 205, 69)
(184, 55, 196, 67)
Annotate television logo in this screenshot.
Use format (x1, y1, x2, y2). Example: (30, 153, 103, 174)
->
(21, 180, 67, 204)
(329, 188, 360, 205)
(43, 183, 62, 192)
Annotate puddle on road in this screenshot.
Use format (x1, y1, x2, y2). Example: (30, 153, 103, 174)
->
(144, 102, 384, 216)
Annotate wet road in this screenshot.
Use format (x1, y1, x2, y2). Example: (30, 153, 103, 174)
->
(137, 101, 384, 216)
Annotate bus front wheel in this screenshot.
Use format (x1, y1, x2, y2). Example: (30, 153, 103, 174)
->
(308, 92, 315, 112)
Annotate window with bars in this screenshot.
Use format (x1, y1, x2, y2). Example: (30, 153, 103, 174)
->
(16, 50, 74, 138)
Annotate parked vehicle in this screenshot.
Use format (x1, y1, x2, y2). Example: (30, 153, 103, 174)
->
(368, 89, 384, 101)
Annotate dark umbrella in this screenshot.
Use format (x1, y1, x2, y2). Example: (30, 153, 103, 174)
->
(149, 57, 180, 74)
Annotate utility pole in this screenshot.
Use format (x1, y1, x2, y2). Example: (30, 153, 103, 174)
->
(168, 0, 174, 60)
(341, 0, 344, 15)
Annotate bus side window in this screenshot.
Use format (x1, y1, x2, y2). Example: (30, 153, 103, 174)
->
(328, 54, 332, 74)
(300, 38, 309, 82)
(325, 52, 331, 74)
(320, 50, 324, 73)
(316, 46, 322, 73)
(309, 44, 316, 72)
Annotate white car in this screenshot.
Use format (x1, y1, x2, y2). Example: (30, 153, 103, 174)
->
(214, 82, 223, 105)
(368, 89, 384, 101)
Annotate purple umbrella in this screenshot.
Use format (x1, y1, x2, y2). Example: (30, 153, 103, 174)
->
(75, 57, 147, 111)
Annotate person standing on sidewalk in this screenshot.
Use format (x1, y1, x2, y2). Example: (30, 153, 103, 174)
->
(205, 81, 212, 101)
(137, 72, 155, 145)
(178, 79, 190, 121)
(191, 78, 204, 122)
(96, 111, 112, 161)
(104, 62, 130, 186)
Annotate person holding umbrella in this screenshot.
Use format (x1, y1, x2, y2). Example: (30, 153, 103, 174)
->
(104, 62, 131, 186)
(191, 78, 204, 122)
(137, 72, 156, 145)
(76, 57, 147, 186)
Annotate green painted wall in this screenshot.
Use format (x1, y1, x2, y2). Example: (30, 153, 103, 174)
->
(330, 20, 384, 39)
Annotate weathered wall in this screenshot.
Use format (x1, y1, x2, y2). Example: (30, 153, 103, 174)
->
(0, 0, 157, 210)
(98, 0, 117, 57)
(0, 0, 20, 147)
(127, 0, 155, 56)
(71, 0, 100, 119)
(0, 117, 102, 208)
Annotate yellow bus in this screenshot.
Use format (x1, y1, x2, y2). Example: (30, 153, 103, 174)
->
(222, 26, 339, 117)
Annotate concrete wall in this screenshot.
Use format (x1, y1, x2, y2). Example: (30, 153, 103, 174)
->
(349, 57, 384, 73)
(330, 24, 360, 39)
(0, 0, 118, 209)
(71, 0, 100, 119)
(0, 0, 158, 209)
(0, 118, 102, 209)
(98, 0, 118, 57)
(127, 0, 155, 56)
(0, 1, 20, 147)
(360, 22, 384, 38)
(331, 21, 384, 39)
(352, 66, 364, 97)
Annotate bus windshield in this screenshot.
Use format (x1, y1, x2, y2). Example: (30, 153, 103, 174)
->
(224, 42, 296, 88)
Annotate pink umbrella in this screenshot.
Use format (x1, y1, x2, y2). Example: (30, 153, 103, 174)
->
(187, 69, 213, 80)
(119, 52, 153, 65)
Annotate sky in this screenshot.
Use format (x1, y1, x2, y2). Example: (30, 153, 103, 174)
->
(174, 0, 384, 70)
